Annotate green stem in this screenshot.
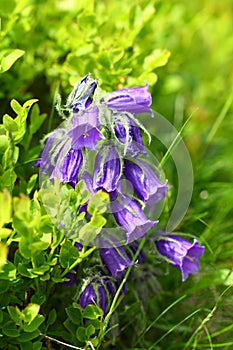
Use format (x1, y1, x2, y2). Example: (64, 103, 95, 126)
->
(61, 247, 96, 277)
(97, 238, 146, 347)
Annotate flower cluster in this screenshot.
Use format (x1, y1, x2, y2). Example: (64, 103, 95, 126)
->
(36, 74, 168, 245)
(35, 75, 204, 314)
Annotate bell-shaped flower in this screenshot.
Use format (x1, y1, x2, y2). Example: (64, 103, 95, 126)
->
(114, 116, 147, 156)
(50, 147, 83, 186)
(99, 236, 133, 277)
(65, 74, 97, 113)
(78, 282, 107, 314)
(155, 234, 205, 281)
(103, 84, 152, 115)
(93, 145, 121, 193)
(123, 160, 168, 209)
(68, 105, 103, 150)
(111, 194, 157, 243)
(33, 128, 65, 176)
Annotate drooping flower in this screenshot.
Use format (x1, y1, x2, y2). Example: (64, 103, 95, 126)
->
(99, 236, 133, 277)
(123, 160, 168, 210)
(68, 105, 103, 150)
(103, 84, 152, 115)
(78, 282, 107, 314)
(93, 145, 121, 193)
(155, 234, 205, 281)
(114, 115, 147, 156)
(50, 148, 83, 186)
(33, 128, 67, 176)
(65, 74, 98, 113)
(111, 194, 157, 243)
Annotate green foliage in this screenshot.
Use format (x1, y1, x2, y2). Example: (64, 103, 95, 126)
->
(0, 0, 233, 349)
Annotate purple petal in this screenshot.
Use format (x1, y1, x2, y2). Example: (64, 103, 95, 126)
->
(104, 84, 152, 114)
(50, 148, 83, 184)
(65, 75, 97, 113)
(123, 160, 168, 209)
(93, 146, 121, 192)
(114, 117, 147, 156)
(100, 244, 133, 277)
(111, 195, 157, 243)
(156, 235, 205, 281)
(68, 106, 103, 150)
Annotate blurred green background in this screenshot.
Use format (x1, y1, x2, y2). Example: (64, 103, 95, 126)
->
(1, 0, 233, 348)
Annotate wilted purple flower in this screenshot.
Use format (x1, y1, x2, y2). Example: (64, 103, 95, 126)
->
(68, 105, 103, 150)
(93, 145, 121, 192)
(65, 75, 97, 113)
(111, 195, 157, 243)
(123, 160, 168, 210)
(103, 84, 152, 115)
(78, 282, 107, 314)
(114, 116, 147, 156)
(155, 235, 205, 281)
(100, 239, 133, 277)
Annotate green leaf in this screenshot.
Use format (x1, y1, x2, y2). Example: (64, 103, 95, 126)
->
(0, 168, 17, 192)
(0, 261, 16, 280)
(63, 319, 77, 337)
(19, 342, 33, 350)
(23, 314, 44, 332)
(76, 326, 87, 342)
(0, 189, 12, 227)
(0, 135, 9, 154)
(85, 324, 96, 338)
(85, 319, 102, 330)
(59, 240, 80, 268)
(83, 305, 103, 320)
(2, 321, 20, 337)
(87, 191, 109, 215)
(22, 303, 40, 323)
(0, 241, 8, 271)
(0, 228, 12, 239)
(7, 305, 23, 324)
(32, 341, 42, 350)
(0, 49, 25, 73)
(0, 0, 16, 16)
(29, 104, 46, 136)
(143, 49, 170, 71)
(47, 308, 57, 326)
(10, 99, 23, 115)
(3, 114, 18, 132)
(65, 305, 82, 325)
(79, 214, 107, 243)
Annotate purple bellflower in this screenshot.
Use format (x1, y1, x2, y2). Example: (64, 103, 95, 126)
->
(155, 234, 205, 281)
(65, 74, 97, 113)
(99, 237, 133, 277)
(123, 160, 168, 210)
(93, 145, 121, 193)
(111, 194, 157, 243)
(50, 148, 83, 186)
(68, 105, 103, 150)
(78, 282, 107, 314)
(114, 116, 147, 156)
(103, 84, 152, 115)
